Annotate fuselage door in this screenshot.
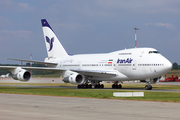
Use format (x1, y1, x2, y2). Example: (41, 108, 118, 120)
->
(139, 51, 144, 57)
(132, 60, 137, 70)
(78, 61, 81, 69)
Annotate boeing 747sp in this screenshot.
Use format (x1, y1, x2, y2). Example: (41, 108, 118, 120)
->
(0, 19, 172, 90)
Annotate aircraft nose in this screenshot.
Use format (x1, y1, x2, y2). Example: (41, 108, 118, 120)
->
(164, 59, 172, 72)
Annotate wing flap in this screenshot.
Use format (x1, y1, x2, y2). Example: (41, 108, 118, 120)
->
(70, 69, 118, 77)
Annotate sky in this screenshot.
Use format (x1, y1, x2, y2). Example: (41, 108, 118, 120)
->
(0, 0, 180, 64)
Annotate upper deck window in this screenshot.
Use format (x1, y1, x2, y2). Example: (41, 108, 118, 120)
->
(119, 53, 132, 55)
(149, 51, 159, 54)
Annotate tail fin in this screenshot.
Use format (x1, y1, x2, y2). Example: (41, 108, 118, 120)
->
(41, 19, 68, 58)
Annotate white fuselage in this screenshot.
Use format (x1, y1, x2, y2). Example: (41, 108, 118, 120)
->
(46, 47, 172, 81)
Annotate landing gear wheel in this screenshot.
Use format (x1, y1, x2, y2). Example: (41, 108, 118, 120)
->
(145, 85, 152, 90)
(89, 84, 92, 88)
(112, 84, 115, 89)
(94, 84, 104, 89)
(149, 85, 152, 90)
(145, 85, 148, 90)
(100, 84, 104, 89)
(112, 83, 122, 89)
(118, 84, 122, 89)
(81, 84, 85, 89)
(77, 85, 81, 89)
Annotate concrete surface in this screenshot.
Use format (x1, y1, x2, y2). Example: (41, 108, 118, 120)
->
(0, 93, 180, 120)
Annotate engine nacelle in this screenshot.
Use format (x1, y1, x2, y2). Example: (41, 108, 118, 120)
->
(12, 68, 31, 82)
(62, 72, 85, 85)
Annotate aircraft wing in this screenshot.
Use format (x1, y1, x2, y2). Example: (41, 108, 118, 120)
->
(0, 65, 118, 78)
(6, 58, 58, 65)
(70, 69, 118, 77)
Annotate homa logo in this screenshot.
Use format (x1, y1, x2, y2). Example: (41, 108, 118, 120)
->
(46, 36, 54, 51)
(117, 58, 133, 64)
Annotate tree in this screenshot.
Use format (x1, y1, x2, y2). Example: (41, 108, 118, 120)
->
(172, 62, 179, 70)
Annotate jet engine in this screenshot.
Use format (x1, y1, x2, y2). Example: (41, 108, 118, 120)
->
(62, 72, 85, 85)
(12, 67, 31, 82)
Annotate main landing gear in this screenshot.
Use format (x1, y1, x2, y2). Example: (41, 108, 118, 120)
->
(77, 84, 92, 89)
(112, 81, 122, 89)
(94, 83, 104, 89)
(77, 80, 122, 89)
(77, 83, 104, 89)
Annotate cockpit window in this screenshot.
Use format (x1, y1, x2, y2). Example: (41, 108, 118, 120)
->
(149, 51, 159, 54)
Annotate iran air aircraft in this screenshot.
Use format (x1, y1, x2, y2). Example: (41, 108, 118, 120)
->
(0, 19, 172, 90)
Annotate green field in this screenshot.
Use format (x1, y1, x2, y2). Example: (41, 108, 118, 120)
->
(0, 83, 180, 103)
(165, 70, 180, 77)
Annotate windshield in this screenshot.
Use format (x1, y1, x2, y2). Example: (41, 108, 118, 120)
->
(149, 51, 159, 54)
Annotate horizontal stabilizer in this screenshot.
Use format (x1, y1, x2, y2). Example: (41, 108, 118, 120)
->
(6, 58, 58, 66)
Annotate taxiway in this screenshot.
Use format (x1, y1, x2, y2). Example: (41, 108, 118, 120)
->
(0, 93, 179, 120)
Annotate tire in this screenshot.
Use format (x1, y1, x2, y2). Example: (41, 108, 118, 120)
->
(81, 84, 84, 89)
(145, 85, 148, 90)
(100, 84, 104, 89)
(78, 85, 81, 89)
(118, 84, 122, 89)
(112, 84, 115, 89)
(85, 84, 88, 89)
(149, 85, 152, 90)
(115, 85, 118, 89)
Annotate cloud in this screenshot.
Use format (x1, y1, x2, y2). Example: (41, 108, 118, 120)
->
(96, 0, 180, 14)
(155, 23, 176, 29)
(18, 3, 30, 9)
(145, 23, 176, 30)
(56, 23, 91, 31)
(0, 0, 34, 12)
(0, 30, 33, 42)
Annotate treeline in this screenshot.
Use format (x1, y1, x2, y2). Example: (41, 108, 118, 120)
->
(0, 63, 56, 76)
(172, 62, 180, 70)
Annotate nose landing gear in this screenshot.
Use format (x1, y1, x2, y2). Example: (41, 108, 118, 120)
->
(145, 82, 152, 90)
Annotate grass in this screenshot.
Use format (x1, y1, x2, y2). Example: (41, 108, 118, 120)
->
(32, 74, 60, 78)
(0, 83, 180, 103)
(165, 70, 180, 77)
(1, 83, 180, 90)
(1, 70, 180, 102)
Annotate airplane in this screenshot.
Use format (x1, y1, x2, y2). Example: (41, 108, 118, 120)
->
(0, 19, 172, 90)
(0, 73, 9, 78)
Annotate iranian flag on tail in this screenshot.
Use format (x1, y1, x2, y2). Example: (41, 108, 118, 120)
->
(108, 59, 113, 64)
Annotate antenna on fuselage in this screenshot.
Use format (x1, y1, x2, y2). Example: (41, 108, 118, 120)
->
(134, 27, 139, 48)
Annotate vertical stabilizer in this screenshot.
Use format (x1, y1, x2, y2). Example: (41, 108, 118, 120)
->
(41, 19, 68, 58)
